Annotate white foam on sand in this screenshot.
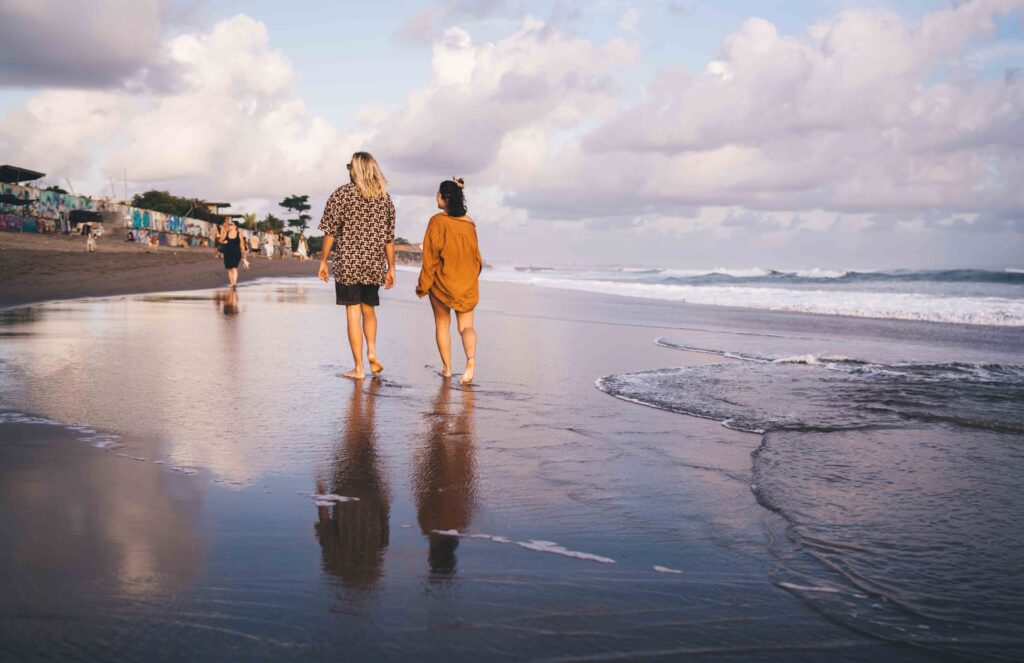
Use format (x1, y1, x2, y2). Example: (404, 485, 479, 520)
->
(772, 354, 854, 365)
(777, 582, 841, 593)
(299, 492, 360, 505)
(171, 467, 197, 475)
(0, 412, 63, 426)
(654, 565, 683, 574)
(433, 530, 614, 564)
(516, 540, 616, 564)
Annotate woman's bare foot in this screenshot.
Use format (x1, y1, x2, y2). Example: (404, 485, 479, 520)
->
(368, 355, 384, 374)
(343, 368, 365, 379)
(460, 358, 475, 385)
(441, 365, 452, 378)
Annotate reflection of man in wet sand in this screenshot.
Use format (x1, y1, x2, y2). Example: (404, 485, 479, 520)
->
(413, 382, 477, 575)
(314, 381, 390, 589)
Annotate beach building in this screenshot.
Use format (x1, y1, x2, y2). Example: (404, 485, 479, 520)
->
(396, 243, 423, 264)
(0, 163, 253, 247)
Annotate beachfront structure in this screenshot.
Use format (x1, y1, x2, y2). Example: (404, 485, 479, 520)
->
(396, 243, 423, 264)
(0, 164, 253, 246)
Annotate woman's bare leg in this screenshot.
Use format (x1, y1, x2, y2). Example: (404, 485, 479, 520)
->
(362, 303, 383, 374)
(456, 309, 476, 385)
(429, 293, 452, 377)
(343, 304, 365, 379)
(227, 267, 238, 287)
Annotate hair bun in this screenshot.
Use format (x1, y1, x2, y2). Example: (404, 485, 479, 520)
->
(451, 177, 465, 189)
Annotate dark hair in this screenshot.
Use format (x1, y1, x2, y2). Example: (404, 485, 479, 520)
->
(439, 178, 467, 217)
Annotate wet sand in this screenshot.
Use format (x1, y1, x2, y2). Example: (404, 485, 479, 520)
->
(0, 276, 959, 661)
(0, 232, 315, 308)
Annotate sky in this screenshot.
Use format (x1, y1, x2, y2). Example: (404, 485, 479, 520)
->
(0, 0, 1022, 269)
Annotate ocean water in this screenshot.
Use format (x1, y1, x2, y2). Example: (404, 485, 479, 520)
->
(484, 266, 1024, 326)
(597, 339, 1024, 659)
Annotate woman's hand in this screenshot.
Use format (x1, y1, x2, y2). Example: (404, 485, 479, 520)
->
(318, 261, 330, 282)
(385, 268, 396, 290)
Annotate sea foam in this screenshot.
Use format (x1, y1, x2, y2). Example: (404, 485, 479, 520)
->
(481, 271, 1024, 326)
(433, 530, 615, 564)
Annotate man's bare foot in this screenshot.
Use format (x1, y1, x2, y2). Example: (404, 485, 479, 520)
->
(368, 355, 384, 374)
(441, 366, 452, 378)
(342, 368, 365, 379)
(460, 359, 475, 385)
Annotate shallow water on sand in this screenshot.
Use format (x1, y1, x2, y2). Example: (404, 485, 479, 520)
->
(1, 278, 1018, 660)
(598, 338, 1024, 659)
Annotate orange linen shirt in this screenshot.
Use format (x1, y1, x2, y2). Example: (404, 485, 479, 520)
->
(416, 213, 483, 312)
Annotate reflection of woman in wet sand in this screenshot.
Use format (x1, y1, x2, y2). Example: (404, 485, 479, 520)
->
(314, 380, 390, 589)
(212, 289, 239, 315)
(416, 178, 483, 385)
(412, 381, 477, 575)
(218, 288, 237, 315)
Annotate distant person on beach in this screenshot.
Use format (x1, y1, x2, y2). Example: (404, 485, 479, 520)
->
(249, 234, 260, 257)
(296, 235, 309, 260)
(217, 219, 247, 288)
(264, 231, 275, 260)
(416, 178, 482, 385)
(83, 223, 96, 252)
(318, 151, 397, 380)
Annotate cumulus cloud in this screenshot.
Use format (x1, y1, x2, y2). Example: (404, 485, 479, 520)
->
(522, 0, 1024, 220)
(370, 17, 638, 188)
(398, 0, 507, 43)
(0, 0, 184, 89)
(0, 14, 365, 201)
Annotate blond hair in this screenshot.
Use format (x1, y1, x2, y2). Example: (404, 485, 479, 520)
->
(349, 152, 388, 200)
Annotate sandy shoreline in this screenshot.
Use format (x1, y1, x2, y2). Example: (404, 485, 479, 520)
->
(3, 264, 1018, 658)
(0, 232, 316, 308)
(2, 274, 929, 661)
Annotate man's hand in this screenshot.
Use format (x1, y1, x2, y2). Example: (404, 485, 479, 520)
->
(318, 261, 330, 282)
(385, 269, 396, 290)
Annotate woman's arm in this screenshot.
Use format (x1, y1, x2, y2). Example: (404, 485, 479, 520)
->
(384, 242, 396, 289)
(318, 235, 335, 281)
(416, 217, 442, 298)
(384, 194, 397, 289)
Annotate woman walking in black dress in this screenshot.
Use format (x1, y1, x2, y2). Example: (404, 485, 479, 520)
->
(217, 219, 247, 288)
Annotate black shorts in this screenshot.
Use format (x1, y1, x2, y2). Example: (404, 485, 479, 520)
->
(335, 282, 380, 306)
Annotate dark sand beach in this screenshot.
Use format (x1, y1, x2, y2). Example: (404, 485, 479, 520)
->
(0, 232, 316, 308)
(1, 271, 1022, 661)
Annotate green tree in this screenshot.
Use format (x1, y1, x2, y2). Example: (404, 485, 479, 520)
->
(242, 212, 257, 230)
(395, 236, 411, 246)
(307, 234, 324, 255)
(130, 190, 218, 221)
(258, 213, 285, 233)
(44, 185, 69, 194)
(280, 194, 311, 235)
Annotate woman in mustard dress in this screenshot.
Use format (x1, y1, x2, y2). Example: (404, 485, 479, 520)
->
(416, 178, 483, 385)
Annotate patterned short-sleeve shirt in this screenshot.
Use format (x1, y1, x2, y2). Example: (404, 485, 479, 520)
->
(318, 183, 396, 285)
